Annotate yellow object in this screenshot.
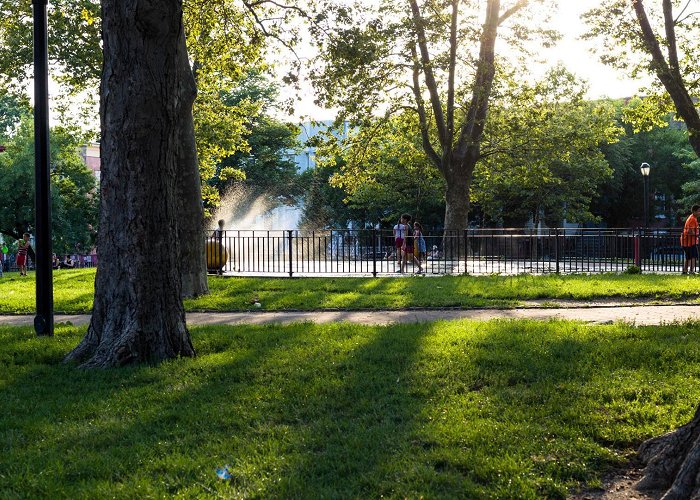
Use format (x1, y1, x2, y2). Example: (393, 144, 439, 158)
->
(205, 240, 229, 269)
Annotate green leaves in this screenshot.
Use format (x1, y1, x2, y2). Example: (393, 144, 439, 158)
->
(0, 118, 98, 253)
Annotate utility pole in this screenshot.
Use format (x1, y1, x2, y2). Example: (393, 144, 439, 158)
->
(33, 0, 53, 336)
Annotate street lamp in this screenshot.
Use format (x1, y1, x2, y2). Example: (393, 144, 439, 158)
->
(640, 162, 651, 229)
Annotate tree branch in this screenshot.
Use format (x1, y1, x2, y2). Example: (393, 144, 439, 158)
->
(410, 45, 442, 170)
(498, 0, 528, 26)
(447, 0, 458, 143)
(454, 0, 501, 164)
(409, 0, 448, 150)
(662, 0, 680, 77)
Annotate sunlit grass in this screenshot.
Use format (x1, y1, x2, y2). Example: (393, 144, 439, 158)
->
(0, 268, 698, 313)
(1, 320, 700, 497)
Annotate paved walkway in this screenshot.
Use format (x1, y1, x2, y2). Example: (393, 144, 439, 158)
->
(0, 303, 697, 327)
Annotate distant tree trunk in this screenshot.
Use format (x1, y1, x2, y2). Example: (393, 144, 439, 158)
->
(65, 0, 195, 367)
(176, 37, 208, 299)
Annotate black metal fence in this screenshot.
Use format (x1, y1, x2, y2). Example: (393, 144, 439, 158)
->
(206, 228, 693, 276)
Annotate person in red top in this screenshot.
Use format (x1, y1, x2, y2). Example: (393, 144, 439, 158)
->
(680, 205, 700, 274)
(15, 232, 32, 277)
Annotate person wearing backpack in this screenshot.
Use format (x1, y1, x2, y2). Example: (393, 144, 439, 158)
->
(413, 221, 426, 274)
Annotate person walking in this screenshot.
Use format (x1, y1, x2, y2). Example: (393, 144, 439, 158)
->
(681, 204, 700, 274)
(393, 214, 410, 273)
(16, 233, 32, 277)
(413, 221, 426, 274)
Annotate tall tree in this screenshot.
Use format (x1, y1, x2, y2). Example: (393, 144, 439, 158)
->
(65, 0, 194, 367)
(586, 2, 700, 495)
(311, 0, 554, 232)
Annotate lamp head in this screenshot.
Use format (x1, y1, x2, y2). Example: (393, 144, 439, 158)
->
(640, 162, 651, 177)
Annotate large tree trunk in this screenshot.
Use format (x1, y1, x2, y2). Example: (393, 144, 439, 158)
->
(176, 36, 208, 299)
(636, 404, 700, 499)
(443, 169, 472, 233)
(65, 0, 195, 368)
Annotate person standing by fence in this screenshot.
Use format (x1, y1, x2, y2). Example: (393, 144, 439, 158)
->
(214, 219, 225, 275)
(681, 205, 700, 275)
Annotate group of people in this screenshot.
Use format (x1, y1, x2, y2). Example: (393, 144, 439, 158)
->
(5, 233, 79, 276)
(393, 213, 427, 274)
(52, 254, 76, 270)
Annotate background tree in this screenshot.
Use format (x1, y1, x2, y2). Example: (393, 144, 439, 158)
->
(208, 72, 303, 219)
(0, 90, 30, 138)
(318, 67, 619, 230)
(299, 160, 358, 229)
(593, 115, 696, 227)
(0, 119, 98, 253)
(65, 0, 195, 368)
(678, 157, 700, 209)
(472, 70, 621, 227)
(311, 0, 555, 232)
(314, 112, 446, 229)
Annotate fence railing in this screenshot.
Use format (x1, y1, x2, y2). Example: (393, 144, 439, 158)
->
(206, 228, 693, 276)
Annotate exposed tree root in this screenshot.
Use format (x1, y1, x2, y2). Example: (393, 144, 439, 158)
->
(636, 405, 700, 499)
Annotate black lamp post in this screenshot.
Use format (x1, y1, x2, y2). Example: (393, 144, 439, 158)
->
(640, 162, 651, 230)
(33, 0, 53, 336)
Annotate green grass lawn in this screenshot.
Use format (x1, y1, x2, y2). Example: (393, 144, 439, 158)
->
(1, 320, 699, 498)
(0, 268, 698, 313)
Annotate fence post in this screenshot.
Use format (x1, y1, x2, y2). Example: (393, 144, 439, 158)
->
(555, 228, 560, 274)
(372, 228, 377, 277)
(288, 230, 293, 277)
(634, 228, 641, 269)
(463, 229, 468, 273)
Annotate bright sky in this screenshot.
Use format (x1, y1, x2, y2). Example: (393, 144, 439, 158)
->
(284, 0, 648, 121)
(541, 0, 647, 98)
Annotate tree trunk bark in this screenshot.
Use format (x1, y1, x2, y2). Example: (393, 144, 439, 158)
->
(636, 404, 700, 499)
(175, 35, 208, 299)
(65, 0, 195, 368)
(443, 165, 473, 233)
